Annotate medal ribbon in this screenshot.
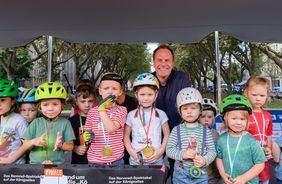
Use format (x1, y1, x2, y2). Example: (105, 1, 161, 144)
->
(138, 106, 153, 146)
(252, 112, 265, 147)
(100, 106, 116, 145)
(44, 120, 51, 161)
(79, 114, 84, 144)
(227, 133, 243, 179)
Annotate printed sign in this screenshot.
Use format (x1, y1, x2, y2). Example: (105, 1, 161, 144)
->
(0, 164, 167, 184)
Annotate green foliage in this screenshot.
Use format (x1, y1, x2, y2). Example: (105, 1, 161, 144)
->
(0, 47, 32, 81)
(91, 44, 150, 83)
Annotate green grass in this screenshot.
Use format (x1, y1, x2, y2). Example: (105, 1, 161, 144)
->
(263, 101, 282, 109)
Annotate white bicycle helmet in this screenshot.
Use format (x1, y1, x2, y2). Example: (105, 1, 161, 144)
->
(133, 73, 159, 91)
(202, 98, 217, 116)
(176, 87, 202, 111)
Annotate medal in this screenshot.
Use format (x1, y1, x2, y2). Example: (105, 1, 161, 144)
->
(142, 146, 154, 157)
(229, 177, 234, 182)
(99, 107, 116, 157)
(189, 166, 202, 178)
(42, 160, 53, 165)
(102, 145, 113, 156)
(138, 107, 154, 158)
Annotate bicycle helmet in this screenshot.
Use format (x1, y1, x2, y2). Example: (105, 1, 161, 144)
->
(133, 73, 159, 91)
(100, 72, 123, 85)
(0, 79, 18, 98)
(220, 94, 252, 115)
(17, 88, 37, 103)
(176, 87, 202, 111)
(35, 82, 67, 101)
(202, 98, 217, 116)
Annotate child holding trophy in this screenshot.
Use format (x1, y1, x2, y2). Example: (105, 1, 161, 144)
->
(84, 72, 127, 165)
(124, 73, 170, 165)
(166, 87, 216, 184)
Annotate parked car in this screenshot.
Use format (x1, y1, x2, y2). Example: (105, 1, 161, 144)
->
(272, 86, 282, 93)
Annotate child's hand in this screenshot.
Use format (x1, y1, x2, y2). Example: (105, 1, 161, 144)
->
(232, 175, 246, 184)
(74, 145, 88, 155)
(98, 95, 116, 111)
(82, 130, 94, 144)
(221, 173, 233, 184)
(33, 133, 47, 147)
(53, 132, 63, 151)
(193, 155, 206, 167)
(265, 147, 272, 160)
(143, 148, 162, 164)
(0, 157, 13, 164)
(129, 148, 143, 164)
(131, 150, 139, 161)
(182, 148, 196, 160)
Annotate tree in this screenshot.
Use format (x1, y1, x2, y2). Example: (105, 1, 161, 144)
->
(0, 47, 45, 81)
(88, 44, 150, 85)
(255, 43, 282, 70)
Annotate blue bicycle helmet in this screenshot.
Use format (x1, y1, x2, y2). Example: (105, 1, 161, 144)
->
(17, 88, 37, 103)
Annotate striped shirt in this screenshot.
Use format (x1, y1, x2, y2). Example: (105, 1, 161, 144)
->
(166, 122, 216, 168)
(84, 105, 127, 164)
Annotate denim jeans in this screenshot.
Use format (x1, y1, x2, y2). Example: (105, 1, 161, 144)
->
(277, 179, 282, 184)
(129, 157, 163, 165)
(259, 180, 269, 184)
(91, 158, 124, 166)
(173, 162, 208, 184)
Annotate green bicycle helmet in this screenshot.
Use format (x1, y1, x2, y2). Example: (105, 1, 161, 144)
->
(0, 79, 18, 98)
(35, 82, 67, 101)
(220, 94, 252, 115)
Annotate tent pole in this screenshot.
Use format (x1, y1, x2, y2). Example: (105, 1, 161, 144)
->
(215, 31, 221, 105)
(47, 36, 53, 82)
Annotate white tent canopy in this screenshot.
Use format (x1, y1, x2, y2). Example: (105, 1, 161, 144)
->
(1, 0, 282, 47)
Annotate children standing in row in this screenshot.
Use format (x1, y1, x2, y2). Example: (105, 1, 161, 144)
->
(166, 87, 216, 184)
(0, 79, 28, 164)
(124, 73, 170, 165)
(84, 72, 127, 165)
(244, 76, 272, 183)
(17, 88, 38, 123)
(0, 82, 75, 164)
(216, 94, 266, 184)
(69, 84, 96, 164)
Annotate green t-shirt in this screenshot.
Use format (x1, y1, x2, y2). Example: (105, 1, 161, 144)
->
(24, 117, 75, 164)
(216, 132, 266, 184)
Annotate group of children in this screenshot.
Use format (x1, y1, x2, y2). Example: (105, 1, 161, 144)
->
(0, 73, 279, 184)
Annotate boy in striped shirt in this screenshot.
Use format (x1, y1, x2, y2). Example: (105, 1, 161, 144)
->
(84, 72, 127, 165)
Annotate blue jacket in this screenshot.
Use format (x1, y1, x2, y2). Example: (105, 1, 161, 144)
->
(153, 70, 190, 130)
